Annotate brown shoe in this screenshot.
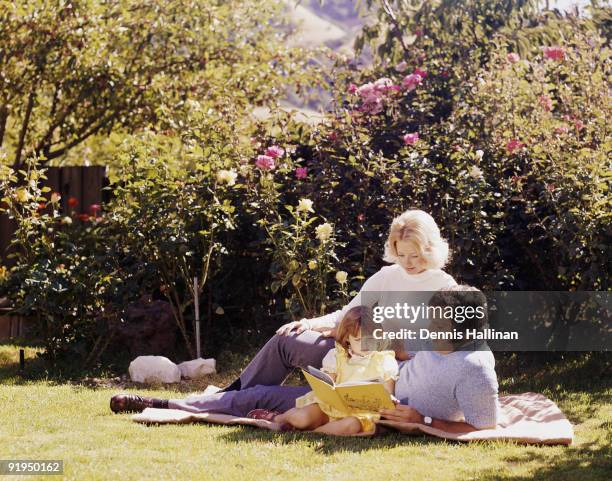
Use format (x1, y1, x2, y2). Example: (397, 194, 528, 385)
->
(110, 393, 168, 413)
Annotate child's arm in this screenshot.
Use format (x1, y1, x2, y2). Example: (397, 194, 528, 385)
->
(383, 379, 395, 395)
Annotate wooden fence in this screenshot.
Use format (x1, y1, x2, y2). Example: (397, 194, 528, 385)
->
(0, 165, 108, 265)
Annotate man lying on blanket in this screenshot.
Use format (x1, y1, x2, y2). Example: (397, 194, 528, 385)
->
(111, 285, 499, 435)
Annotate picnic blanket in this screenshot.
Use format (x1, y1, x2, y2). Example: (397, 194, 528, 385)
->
(132, 391, 573, 445)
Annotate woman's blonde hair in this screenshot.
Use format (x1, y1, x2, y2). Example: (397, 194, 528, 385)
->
(383, 209, 450, 269)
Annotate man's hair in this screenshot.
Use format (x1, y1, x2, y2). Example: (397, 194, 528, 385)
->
(428, 285, 488, 347)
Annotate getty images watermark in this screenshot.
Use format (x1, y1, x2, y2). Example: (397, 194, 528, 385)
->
(359, 290, 611, 352)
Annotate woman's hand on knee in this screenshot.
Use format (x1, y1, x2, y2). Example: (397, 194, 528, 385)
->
(276, 319, 308, 336)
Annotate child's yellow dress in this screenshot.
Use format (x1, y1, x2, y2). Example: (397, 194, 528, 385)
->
(296, 343, 399, 433)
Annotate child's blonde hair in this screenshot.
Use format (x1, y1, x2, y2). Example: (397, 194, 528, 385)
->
(383, 209, 450, 269)
(335, 306, 363, 350)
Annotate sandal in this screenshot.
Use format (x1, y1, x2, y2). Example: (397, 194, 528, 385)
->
(110, 393, 168, 413)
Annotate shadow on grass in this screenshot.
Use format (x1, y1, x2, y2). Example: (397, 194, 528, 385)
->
(144, 421, 449, 454)
(477, 442, 612, 481)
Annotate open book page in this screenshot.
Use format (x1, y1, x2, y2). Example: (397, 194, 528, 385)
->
(302, 371, 347, 412)
(302, 370, 396, 412)
(305, 366, 335, 386)
(335, 383, 396, 411)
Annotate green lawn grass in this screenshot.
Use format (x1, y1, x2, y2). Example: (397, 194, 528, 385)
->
(0, 344, 610, 481)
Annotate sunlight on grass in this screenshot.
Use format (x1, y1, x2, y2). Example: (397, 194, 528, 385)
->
(1, 345, 610, 481)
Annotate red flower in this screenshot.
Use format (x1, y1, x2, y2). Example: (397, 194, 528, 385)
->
(38, 203, 46, 210)
(506, 139, 525, 154)
(68, 197, 78, 208)
(543, 46, 565, 62)
(78, 213, 90, 222)
(413, 67, 428, 78)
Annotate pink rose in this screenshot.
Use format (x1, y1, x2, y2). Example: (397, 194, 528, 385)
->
(555, 125, 569, 135)
(506, 139, 525, 154)
(295, 167, 308, 179)
(403, 132, 419, 145)
(348, 83, 357, 94)
(543, 46, 565, 61)
(255, 155, 275, 170)
(373, 77, 400, 94)
(395, 61, 408, 72)
(401, 73, 423, 91)
(538, 95, 553, 111)
(357, 82, 376, 98)
(507, 53, 520, 63)
(360, 96, 384, 115)
(265, 146, 284, 158)
(413, 68, 428, 78)
(89, 204, 101, 216)
(574, 119, 585, 131)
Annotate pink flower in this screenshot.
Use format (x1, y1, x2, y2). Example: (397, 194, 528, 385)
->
(506, 139, 525, 154)
(89, 204, 101, 216)
(255, 155, 275, 170)
(357, 82, 376, 98)
(373, 77, 401, 94)
(574, 119, 585, 131)
(348, 83, 357, 94)
(415, 28, 423, 37)
(357, 213, 365, 222)
(265, 146, 284, 158)
(543, 46, 565, 61)
(295, 167, 308, 179)
(374, 77, 393, 91)
(507, 53, 520, 63)
(538, 95, 553, 111)
(555, 124, 569, 135)
(395, 61, 408, 72)
(413, 68, 428, 78)
(403, 132, 419, 145)
(401, 73, 423, 91)
(360, 96, 384, 115)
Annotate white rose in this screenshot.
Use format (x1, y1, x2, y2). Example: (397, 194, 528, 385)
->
(216, 169, 238, 186)
(296, 198, 314, 214)
(475, 149, 484, 160)
(335, 271, 348, 284)
(315, 222, 333, 242)
(468, 165, 484, 179)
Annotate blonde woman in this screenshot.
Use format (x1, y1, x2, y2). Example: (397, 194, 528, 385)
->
(111, 209, 457, 415)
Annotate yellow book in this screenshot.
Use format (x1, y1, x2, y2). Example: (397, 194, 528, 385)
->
(302, 367, 395, 412)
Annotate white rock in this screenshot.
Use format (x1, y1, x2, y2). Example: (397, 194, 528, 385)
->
(128, 356, 181, 384)
(178, 358, 216, 379)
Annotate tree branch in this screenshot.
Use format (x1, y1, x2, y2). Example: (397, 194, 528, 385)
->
(0, 104, 7, 147)
(14, 90, 36, 166)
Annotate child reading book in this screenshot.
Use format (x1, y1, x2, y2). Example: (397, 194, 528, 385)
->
(272, 306, 399, 435)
